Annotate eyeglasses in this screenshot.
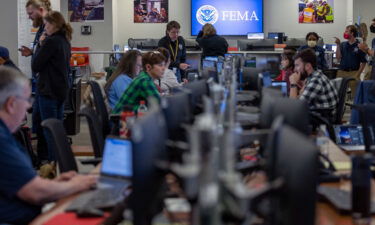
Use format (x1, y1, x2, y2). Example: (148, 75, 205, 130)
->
(15, 96, 34, 105)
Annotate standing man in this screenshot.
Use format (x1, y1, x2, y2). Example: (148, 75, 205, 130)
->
(0, 67, 97, 224)
(20, 0, 52, 166)
(335, 25, 367, 96)
(158, 21, 190, 83)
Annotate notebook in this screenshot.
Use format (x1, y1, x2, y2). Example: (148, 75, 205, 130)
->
(333, 125, 365, 151)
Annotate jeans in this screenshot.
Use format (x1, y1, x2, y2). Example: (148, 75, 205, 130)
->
(33, 95, 64, 162)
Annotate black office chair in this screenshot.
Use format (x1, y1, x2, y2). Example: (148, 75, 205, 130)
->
(88, 81, 110, 138)
(41, 118, 78, 173)
(79, 107, 105, 158)
(334, 77, 355, 124)
(359, 103, 375, 153)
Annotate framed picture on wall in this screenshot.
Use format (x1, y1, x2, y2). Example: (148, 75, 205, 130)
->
(298, 0, 334, 24)
(68, 0, 104, 22)
(134, 0, 169, 23)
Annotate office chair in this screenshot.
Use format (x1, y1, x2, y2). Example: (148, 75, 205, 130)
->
(334, 77, 355, 124)
(88, 81, 110, 138)
(41, 119, 78, 173)
(79, 107, 105, 158)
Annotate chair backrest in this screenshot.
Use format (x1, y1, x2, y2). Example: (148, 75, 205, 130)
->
(334, 77, 355, 124)
(41, 119, 78, 173)
(79, 107, 105, 158)
(88, 81, 110, 138)
(359, 104, 375, 153)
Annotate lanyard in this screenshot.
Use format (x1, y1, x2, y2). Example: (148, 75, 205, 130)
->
(169, 39, 179, 62)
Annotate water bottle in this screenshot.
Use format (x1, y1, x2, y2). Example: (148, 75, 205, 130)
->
(137, 100, 148, 117)
(351, 154, 372, 225)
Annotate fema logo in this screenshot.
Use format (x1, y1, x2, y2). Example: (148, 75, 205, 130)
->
(196, 5, 219, 25)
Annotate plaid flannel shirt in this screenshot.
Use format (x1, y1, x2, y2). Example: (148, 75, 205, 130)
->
(300, 70, 338, 111)
(112, 71, 160, 113)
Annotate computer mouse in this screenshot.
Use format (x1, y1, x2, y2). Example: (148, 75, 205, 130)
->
(76, 207, 104, 218)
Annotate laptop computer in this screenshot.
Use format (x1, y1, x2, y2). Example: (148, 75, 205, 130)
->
(66, 136, 132, 211)
(333, 125, 365, 151)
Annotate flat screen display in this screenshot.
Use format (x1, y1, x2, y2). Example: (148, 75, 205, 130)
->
(191, 0, 263, 36)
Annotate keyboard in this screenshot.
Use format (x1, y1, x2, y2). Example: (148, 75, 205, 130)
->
(66, 187, 125, 212)
(317, 186, 375, 214)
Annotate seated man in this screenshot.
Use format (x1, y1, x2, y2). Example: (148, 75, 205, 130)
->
(112, 51, 166, 113)
(289, 49, 338, 118)
(0, 46, 19, 70)
(0, 67, 96, 224)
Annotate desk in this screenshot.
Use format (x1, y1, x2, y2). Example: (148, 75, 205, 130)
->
(316, 139, 375, 225)
(30, 166, 102, 225)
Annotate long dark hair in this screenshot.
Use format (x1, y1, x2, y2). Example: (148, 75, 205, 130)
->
(44, 11, 73, 41)
(105, 50, 142, 92)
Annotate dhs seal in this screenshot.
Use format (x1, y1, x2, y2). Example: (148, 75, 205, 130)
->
(196, 5, 219, 25)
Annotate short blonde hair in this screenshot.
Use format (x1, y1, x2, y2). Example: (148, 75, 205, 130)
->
(202, 23, 217, 37)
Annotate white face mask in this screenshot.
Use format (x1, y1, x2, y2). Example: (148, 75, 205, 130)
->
(307, 41, 317, 48)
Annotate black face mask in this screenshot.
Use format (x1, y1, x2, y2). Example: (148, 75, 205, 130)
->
(371, 25, 375, 33)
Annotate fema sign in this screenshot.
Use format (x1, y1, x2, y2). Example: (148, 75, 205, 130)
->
(191, 0, 263, 36)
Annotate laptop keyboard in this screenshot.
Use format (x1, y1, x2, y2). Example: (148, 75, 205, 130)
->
(66, 186, 125, 212)
(318, 186, 375, 214)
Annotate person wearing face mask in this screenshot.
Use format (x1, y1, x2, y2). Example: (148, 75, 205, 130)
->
(334, 25, 367, 96)
(289, 49, 338, 120)
(158, 21, 190, 83)
(298, 32, 328, 70)
(359, 18, 375, 80)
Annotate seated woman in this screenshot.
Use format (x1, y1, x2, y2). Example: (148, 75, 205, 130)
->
(105, 50, 142, 109)
(154, 47, 186, 94)
(111, 51, 166, 113)
(274, 51, 296, 94)
(196, 23, 228, 59)
(298, 32, 328, 70)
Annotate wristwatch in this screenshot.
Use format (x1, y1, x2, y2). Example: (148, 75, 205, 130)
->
(290, 83, 298, 88)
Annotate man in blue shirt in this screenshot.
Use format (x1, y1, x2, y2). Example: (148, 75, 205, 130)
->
(0, 67, 97, 224)
(335, 25, 367, 96)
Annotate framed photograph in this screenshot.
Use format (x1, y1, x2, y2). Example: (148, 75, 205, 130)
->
(69, 0, 104, 22)
(298, 0, 334, 24)
(134, 0, 169, 23)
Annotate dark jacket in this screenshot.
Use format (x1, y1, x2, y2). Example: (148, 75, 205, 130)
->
(32, 31, 71, 102)
(158, 36, 186, 69)
(196, 31, 228, 59)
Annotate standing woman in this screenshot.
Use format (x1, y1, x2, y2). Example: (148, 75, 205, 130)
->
(196, 23, 228, 59)
(32, 11, 72, 163)
(298, 32, 327, 70)
(158, 20, 190, 82)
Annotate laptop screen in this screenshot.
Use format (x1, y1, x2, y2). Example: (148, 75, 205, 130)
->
(101, 137, 133, 177)
(271, 81, 287, 96)
(334, 125, 365, 146)
(262, 72, 272, 87)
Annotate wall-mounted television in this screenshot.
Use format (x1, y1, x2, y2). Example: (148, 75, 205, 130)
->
(191, 0, 263, 36)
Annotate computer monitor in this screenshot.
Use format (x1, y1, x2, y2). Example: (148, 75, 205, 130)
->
(259, 94, 310, 135)
(271, 125, 318, 225)
(161, 92, 193, 139)
(242, 67, 261, 91)
(182, 80, 209, 114)
(202, 59, 216, 70)
(247, 33, 264, 40)
(130, 107, 167, 225)
(268, 32, 284, 40)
